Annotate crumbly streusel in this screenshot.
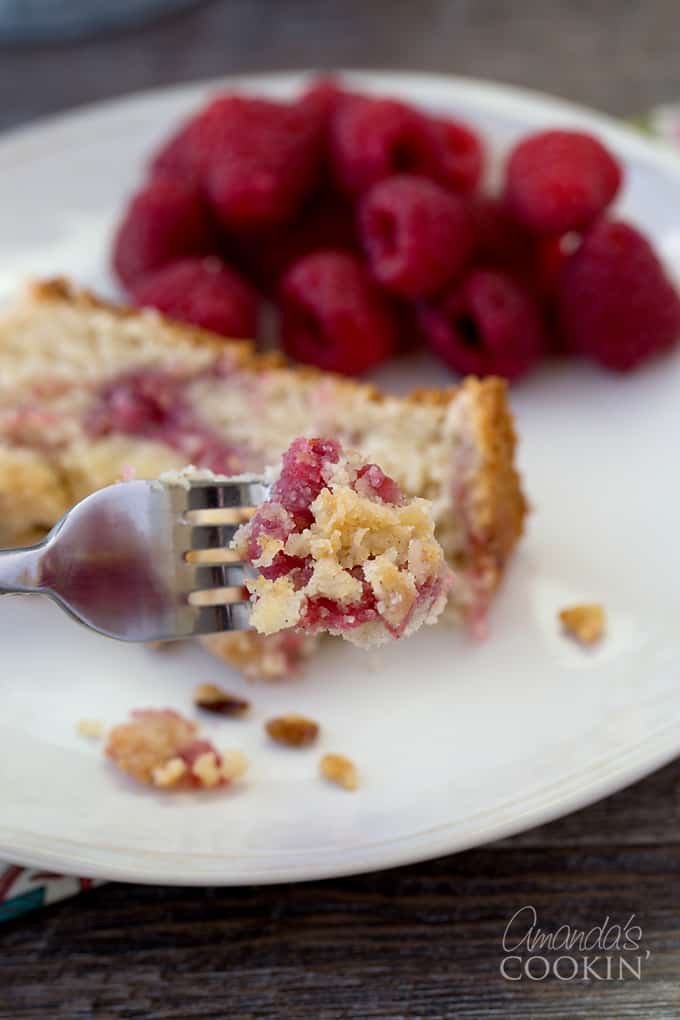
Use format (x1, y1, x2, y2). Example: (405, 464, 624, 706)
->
(235, 437, 453, 648)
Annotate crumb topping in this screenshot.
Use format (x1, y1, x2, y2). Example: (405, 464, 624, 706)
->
(236, 437, 453, 648)
(320, 753, 359, 791)
(199, 630, 317, 680)
(152, 756, 188, 788)
(105, 708, 248, 789)
(219, 749, 249, 782)
(559, 603, 606, 645)
(76, 718, 105, 739)
(191, 750, 226, 788)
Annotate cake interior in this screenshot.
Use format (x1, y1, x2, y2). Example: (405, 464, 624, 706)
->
(0, 283, 526, 647)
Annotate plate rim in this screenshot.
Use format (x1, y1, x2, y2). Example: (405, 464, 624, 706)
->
(3, 717, 680, 884)
(2, 69, 680, 883)
(3, 68, 680, 178)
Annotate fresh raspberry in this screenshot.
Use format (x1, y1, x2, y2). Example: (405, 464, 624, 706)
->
(298, 77, 348, 127)
(391, 299, 425, 354)
(469, 194, 568, 300)
(557, 219, 680, 371)
(430, 117, 484, 194)
(112, 178, 217, 290)
(417, 268, 547, 381)
(469, 195, 536, 272)
(504, 129, 622, 235)
(297, 79, 352, 189)
(279, 251, 396, 375)
(131, 257, 258, 339)
(201, 95, 322, 229)
(359, 175, 473, 298)
(150, 115, 205, 186)
(148, 97, 244, 186)
(330, 95, 436, 196)
(533, 235, 570, 301)
(233, 189, 358, 293)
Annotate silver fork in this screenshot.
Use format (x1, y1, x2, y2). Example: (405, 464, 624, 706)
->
(0, 477, 269, 641)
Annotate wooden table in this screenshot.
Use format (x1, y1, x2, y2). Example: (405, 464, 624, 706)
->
(2, 2, 680, 1015)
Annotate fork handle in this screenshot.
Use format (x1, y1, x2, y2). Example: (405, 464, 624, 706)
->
(0, 543, 44, 594)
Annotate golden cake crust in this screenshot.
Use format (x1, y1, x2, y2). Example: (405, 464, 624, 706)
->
(465, 375, 527, 586)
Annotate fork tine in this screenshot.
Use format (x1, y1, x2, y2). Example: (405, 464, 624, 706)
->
(186, 478, 269, 509)
(189, 523, 242, 550)
(192, 562, 255, 591)
(185, 547, 242, 564)
(5, 476, 267, 643)
(182, 481, 264, 628)
(185, 506, 256, 526)
(188, 585, 250, 607)
(193, 602, 252, 634)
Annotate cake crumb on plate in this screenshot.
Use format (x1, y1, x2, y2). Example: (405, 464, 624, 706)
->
(106, 708, 248, 790)
(320, 753, 359, 791)
(559, 603, 606, 645)
(152, 756, 187, 788)
(76, 718, 105, 739)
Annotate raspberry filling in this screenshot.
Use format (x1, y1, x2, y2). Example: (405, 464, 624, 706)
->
(236, 436, 453, 647)
(84, 368, 255, 474)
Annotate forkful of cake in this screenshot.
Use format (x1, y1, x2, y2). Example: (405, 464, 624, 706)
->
(0, 437, 453, 647)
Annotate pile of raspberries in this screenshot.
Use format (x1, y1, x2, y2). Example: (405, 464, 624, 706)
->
(113, 78, 680, 381)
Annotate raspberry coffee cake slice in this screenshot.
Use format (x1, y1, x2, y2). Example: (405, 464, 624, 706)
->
(0, 279, 526, 671)
(235, 437, 453, 646)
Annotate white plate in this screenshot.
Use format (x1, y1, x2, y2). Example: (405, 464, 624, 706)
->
(2, 72, 680, 885)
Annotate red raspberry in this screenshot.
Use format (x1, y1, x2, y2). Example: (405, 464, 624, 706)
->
(150, 116, 205, 186)
(504, 129, 622, 235)
(233, 189, 358, 293)
(131, 257, 258, 339)
(330, 96, 436, 196)
(394, 300, 428, 354)
(279, 252, 396, 375)
(430, 117, 484, 194)
(417, 268, 547, 381)
(469, 195, 536, 272)
(201, 95, 322, 229)
(557, 219, 680, 371)
(359, 175, 473, 298)
(297, 79, 352, 190)
(469, 195, 568, 301)
(112, 178, 217, 290)
(298, 77, 348, 127)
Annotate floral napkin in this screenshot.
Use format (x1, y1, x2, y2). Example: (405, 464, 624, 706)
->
(1, 104, 679, 922)
(0, 866, 100, 922)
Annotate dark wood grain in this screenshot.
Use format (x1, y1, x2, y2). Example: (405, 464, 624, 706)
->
(2, 0, 680, 134)
(1, 759, 679, 1018)
(1, 837, 678, 1018)
(2, 1, 680, 1016)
